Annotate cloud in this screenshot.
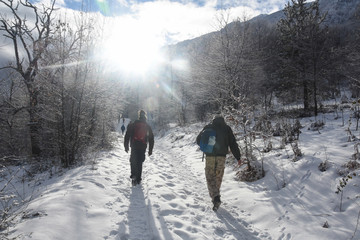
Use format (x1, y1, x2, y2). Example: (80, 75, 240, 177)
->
(108, 0, 266, 45)
(34, 0, 67, 7)
(115, 0, 130, 7)
(220, 0, 287, 14)
(106, 1, 212, 44)
(0, 0, 290, 52)
(34, 0, 293, 44)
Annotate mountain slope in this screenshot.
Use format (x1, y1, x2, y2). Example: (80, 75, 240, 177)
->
(170, 0, 360, 53)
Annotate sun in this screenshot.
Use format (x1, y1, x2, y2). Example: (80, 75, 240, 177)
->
(100, 20, 165, 75)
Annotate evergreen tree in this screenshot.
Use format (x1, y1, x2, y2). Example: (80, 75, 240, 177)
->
(278, 0, 328, 115)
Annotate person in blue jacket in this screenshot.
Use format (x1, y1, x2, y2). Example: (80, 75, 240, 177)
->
(197, 115, 241, 211)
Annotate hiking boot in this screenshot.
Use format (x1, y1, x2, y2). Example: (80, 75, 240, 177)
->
(131, 177, 137, 186)
(212, 196, 221, 211)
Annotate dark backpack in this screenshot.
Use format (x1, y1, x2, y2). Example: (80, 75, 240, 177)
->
(133, 122, 148, 144)
(199, 128, 217, 153)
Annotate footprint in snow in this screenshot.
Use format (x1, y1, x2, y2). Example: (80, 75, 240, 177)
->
(89, 181, 105, 189)
(161, 193, 176, 201)
(174, 229, 190, 239)
(72, 184, 84, 190)
(160, 209, 183, 216)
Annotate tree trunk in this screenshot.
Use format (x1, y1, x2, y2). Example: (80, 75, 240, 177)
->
(313, 65, 318, 116)
(303, 71, 309, 111)
(28, 80, 41, 156)
(59, 63, 69, 167)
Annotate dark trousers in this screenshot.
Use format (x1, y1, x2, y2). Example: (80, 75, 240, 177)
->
(130, 148, 145, 182)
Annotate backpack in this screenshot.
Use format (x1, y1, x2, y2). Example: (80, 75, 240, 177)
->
(133, 122, 148, 144)
(199, 128, 217, 154)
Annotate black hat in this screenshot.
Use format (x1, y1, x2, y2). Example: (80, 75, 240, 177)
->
(138, 110, 147, 120)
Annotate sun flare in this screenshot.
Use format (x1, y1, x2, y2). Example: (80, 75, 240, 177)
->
(100, 21, 165, 75)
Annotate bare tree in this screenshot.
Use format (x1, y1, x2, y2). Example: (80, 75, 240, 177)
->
(189, 10, 258, 116)
(0, 0, 56, 156)
(0, 71, 28, 157)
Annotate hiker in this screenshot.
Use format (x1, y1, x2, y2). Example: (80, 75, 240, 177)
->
(124, 110, 154, 186)
(121, 124, 126, 136)
(196, 114, 242, 211)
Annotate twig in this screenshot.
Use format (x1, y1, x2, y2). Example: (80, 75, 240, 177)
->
(351, 208, 360, 239)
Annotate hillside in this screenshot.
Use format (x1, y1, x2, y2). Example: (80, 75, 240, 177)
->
(169, 0, 360, 54)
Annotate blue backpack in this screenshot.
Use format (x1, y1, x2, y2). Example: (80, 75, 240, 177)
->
(199, 128, 217, 154)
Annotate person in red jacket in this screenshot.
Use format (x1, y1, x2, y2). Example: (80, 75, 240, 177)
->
(197, 115, 241, 211)
(124, 110, 154, 186)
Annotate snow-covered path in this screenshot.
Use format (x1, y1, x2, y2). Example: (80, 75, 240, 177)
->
(141, 138, 261, 240)
(8, 114, 360, 240)
(10, 135, 263, 240)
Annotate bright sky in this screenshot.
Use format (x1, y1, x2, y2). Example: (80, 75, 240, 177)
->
(27, 0, 294, 75)
(35, 0, 293, 44)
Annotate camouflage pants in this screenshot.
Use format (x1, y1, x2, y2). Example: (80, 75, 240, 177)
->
(205, 156, 226, 202)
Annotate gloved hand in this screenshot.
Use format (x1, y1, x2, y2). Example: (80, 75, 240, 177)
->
(237, 159, 242, 165)
(148, 150, 152, 156)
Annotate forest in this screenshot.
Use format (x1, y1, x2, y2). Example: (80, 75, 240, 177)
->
(0, 0, 359, 168)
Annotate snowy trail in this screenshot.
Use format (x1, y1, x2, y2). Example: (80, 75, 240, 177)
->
(114, 135, 262, 240)
(9, 135, 262, 240)
(146, 139, 261, 240)
(8, 114, 360, 240)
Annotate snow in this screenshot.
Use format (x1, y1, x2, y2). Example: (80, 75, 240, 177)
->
(4, 109, 360, 240)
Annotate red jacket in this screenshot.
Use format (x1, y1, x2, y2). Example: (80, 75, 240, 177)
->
(124, 119, 154, 153)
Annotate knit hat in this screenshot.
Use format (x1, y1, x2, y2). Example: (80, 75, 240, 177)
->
(138, 110, 147, 120)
